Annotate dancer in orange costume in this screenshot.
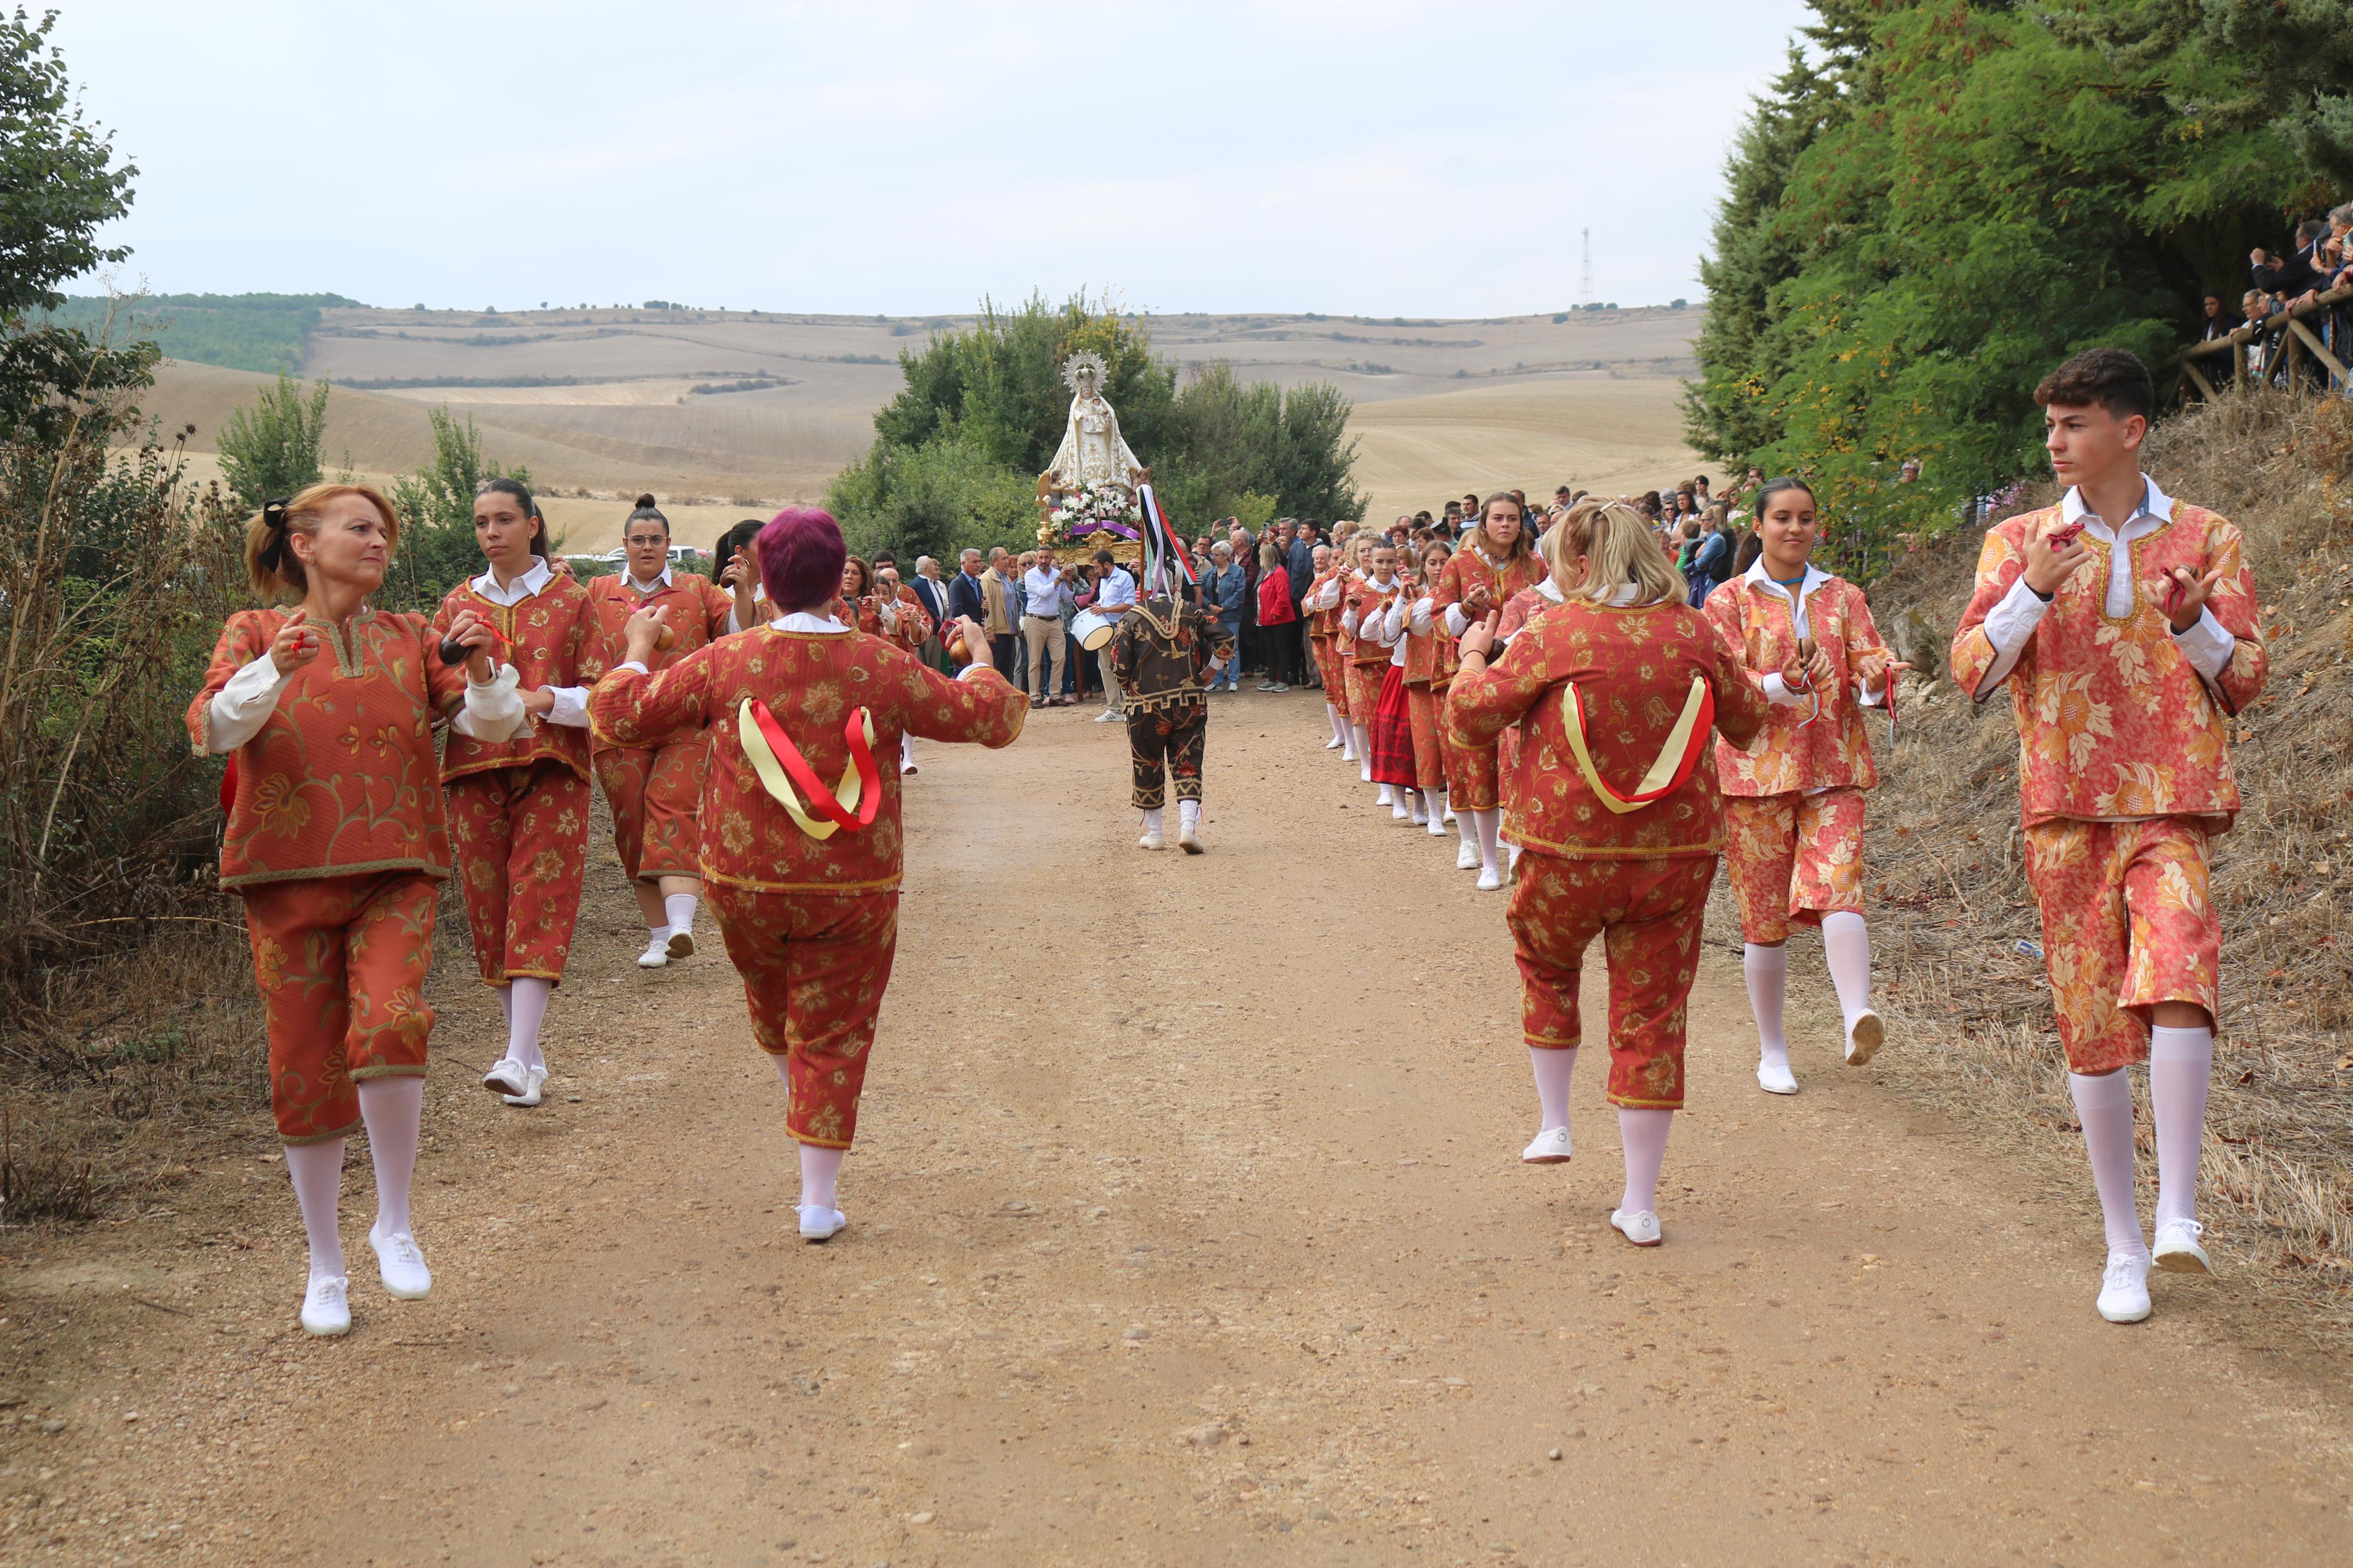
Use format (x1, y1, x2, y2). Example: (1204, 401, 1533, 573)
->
(1301, 542, 1355, 756)
(584, 495, 736, 970)
(192, 484, 526, 1335)
(1950, 349, 2265, 1324)
(1447, 500, 1770, 1245)
(1435, 492, 1547, 890)
(840, 553, 937, 778)
(430, 478, 595, 1111)
(591, 507, 1025, 1243)
(1703, 477, 1909, 1096)
(1400, 539, 1457, 841)
(1339, 538, 1407, 803)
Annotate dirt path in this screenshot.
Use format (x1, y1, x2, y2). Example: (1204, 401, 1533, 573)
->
(8, 692, 2352, 1566)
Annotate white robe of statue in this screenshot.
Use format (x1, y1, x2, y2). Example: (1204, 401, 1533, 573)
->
(1042, 369, 1147, 496)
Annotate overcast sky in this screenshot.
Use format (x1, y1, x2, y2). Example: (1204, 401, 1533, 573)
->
(52, 1, 1812, 318)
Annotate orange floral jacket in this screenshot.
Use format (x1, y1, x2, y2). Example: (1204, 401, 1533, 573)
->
(1704, 567, 1893, 797)
(853, 585, 935, 651)
(189, 609, 470, 889)
(1950, 502, 2265, 827)
(1446, 596, 1770, 859)
(588, 629, 1026, 894)
(432, 571, 595, 784)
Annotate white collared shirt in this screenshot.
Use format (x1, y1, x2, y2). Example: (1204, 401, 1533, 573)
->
(1978, 476, 2233, 691)
(626, 565, 674, 594)
(1740, 558, 1878, 709)
(469, 556, 590, 727)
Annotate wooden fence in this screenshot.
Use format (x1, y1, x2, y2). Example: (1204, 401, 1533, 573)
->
(2179, 282, 2352, 401)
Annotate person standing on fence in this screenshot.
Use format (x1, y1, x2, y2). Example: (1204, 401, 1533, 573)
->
(1950, 347, 2267, 1327)
(193, 484, 528, 1336)
(1703, 478, 1907, 1097)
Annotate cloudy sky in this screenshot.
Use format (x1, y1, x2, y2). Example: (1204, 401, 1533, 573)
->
(52, 1, 1812, 318)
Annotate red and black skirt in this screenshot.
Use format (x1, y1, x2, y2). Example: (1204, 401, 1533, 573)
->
(1368, 664, 1418, 788)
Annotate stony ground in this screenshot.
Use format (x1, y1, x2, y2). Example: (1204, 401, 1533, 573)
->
(3, 691, 2350, 1566)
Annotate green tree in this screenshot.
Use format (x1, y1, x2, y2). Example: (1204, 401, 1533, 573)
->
(0, 8, 150, 445)
(385, 407, 530, 610)
(216, 372, 331, 506)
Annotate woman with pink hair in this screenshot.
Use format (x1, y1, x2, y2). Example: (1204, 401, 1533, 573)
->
(590, 508, 1025, 1242)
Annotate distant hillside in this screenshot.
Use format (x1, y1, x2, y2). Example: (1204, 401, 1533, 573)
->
(44, 293, 365, 375)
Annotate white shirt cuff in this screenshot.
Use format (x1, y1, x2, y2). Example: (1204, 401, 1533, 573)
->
(1339, 609, 1360, 635)
(542, 684, 593, 729)
(451, 662, 527, 741)
(1443, 603, 1470, 638)
(1409, 596, 1434, 635)
(2172, 606, 2234, 681)
(617, 660, 650, 676)
(1982, 575, 2052, 657)
(1762, 671, 1806, 706)
(956, 661, 991, 682)
(205, 653, 293, 753)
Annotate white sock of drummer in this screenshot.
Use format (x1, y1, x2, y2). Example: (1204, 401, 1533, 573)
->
(1529, 1047, 1576, 1132)
(1471, 809, 1502, 874)
(1179, 799, 1201, 834)
(1744, 943, 1789, 1071)
(1141, 806, 1164, 838)
(506, 977, 552, 1074)
(663, 893, 697, 941)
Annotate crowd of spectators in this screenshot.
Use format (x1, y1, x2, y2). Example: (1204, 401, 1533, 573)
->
(2197, 201, 2353, 387)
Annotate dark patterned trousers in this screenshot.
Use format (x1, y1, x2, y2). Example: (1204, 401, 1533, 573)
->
(1128, 701, 1206, 809)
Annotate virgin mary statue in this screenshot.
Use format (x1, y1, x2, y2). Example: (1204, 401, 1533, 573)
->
(1038, 350, 1149, 503)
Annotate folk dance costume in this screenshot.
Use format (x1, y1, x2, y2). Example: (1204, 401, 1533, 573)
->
(584, 567, 734, 968)
(1403, 581, 1457, 841)
(1436, 542, 1546, 889)
(1448, 584, 1770, 1245)
(193, 604, 528, 1332)
(432, 559, 596, 1107)
(1951, 477, 2264, 1319)
(1108, 591, 1234, 852)
(1705, 558, 1896, 1093)
(1341, 571, 1411, 803)
(591, 605, 1025, 1240)
(856, 584, 936, 774)
(1304, 566, 1354, 754)
(1494, 578, 1569, 877)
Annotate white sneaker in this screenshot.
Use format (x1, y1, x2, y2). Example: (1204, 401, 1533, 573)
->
(1138, 829, 1165, 851)
(1341, 747, 1358, 763)
(1256, 681, 1279, 692)
(1609, 1208, 1663, 1247)
(1426, 815, 1448, 838)
(300, 1275, 351, 1337)
(1094, 710, 1122, 723)
(2097, 1250, 2152, 1322)
(1359, 763, 1372, 783)
(1476, 865, 1502, 892)
(1521, 1126, 1574, 1164)
(1376, 785, 1394, 806)
(482, 1057, 530, 1097)
(369, 1230, 432, 1300)
(637, 932, 670, 969)
(900, 760, 918, 776)
(665, 927, 695, 961)
(1177, 822, 1202, 855)
(1444, 806, 1457, 824)
(502, 1064, 548, 1108)
(799, 1206, 847, 1243)
(1324, 735, 1344, 751)
(1457, 840, 1481, 870)
(2153, 1218, 2211, 1275)
(1757, 1058, 1800, 1096)
(1844, 1010, 1884, 1066)
(1390, 801, 1411, 822)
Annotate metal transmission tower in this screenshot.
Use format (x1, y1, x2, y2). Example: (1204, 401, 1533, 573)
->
(1580, 228, 1593, 307)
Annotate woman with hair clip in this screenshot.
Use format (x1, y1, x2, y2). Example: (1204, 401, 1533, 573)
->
(1703, 477, 1907, 1095)
(591, 507, 1025, 1242)
(431, 477, 597, 1110)
(1436, 491, 1547, 890)
(584, 495, 735, 970)
(191, 485, 526, 1335)
(1447, 500, 1771, 1246)
(715, 517, 767, 634)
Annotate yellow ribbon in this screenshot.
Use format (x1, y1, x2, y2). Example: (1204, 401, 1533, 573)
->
(737, 698, 877, 841)
(1559, 674, 1713, 816)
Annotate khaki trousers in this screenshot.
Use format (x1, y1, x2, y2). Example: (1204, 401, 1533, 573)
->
(1023, 614, 1063, 699)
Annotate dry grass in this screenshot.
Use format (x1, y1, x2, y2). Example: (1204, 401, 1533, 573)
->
(1828, 387, 2353, 1343)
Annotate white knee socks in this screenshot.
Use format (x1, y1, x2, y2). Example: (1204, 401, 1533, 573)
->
(1179, 799, 1201, 833)
(1820, 911, 1872, 1028)
(1352, 724, 1370, 774)
(1743, 943, 1790, 1069)
(1456, 807, 1478, 849)
(775, 1057, 845, 1213)
(1617, 1108, 1672, 1215)
(1529, 1047, 1577, 1132)
(1471, 808, 1502, 874)
(506, 977, 552, 1073)
(1326, 703, 1347, 745)
(1424, 788, 1447, 835)
(900, 733, 915, 768)
(355, 1077, 422, 1241)
(2149, 1025, 2213, 1229)
(2068, 1068, 2145, 1257)
(1377, 783, 1395, 806)
(663, 893, 698, 940)
(286, 1140, 346, 1281)
(1141, 806, 1164, 837)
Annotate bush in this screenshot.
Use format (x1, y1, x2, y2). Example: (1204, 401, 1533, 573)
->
(215, 371, 329, 506)
(384, 406, 530, 611)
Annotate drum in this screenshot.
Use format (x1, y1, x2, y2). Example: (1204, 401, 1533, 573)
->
(1072, 608, 1118, 651)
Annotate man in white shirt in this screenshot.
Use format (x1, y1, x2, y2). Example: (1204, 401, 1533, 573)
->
(1091, 549, 1137, 722)
(1021, 547, 1071, 707)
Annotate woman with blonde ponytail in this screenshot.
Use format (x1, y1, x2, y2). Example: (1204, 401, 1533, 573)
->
(1445, 500, 1772, 1248)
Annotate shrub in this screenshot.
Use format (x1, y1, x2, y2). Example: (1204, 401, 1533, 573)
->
(215, 371, 329, 506)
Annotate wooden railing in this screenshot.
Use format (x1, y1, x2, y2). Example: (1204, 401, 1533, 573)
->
(2179, 281, 2352, 401)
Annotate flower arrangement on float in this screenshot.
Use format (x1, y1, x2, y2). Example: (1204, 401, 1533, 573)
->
(1038, 481, 1142, 550)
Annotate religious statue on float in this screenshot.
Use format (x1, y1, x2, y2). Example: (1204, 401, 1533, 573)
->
(1037, 350, 1149, 553)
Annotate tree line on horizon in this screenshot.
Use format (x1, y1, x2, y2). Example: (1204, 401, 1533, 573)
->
(1690, 0, 2352, 567)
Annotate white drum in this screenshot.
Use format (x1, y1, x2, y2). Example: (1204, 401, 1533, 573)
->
(1072, 608, 1118, 651)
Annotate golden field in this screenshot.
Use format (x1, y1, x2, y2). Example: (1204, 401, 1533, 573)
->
(127, 304, 1701, 552)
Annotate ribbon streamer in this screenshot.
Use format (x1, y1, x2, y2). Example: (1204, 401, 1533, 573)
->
(737, 698, 881, 840)
(1560, 674, 1715, 816)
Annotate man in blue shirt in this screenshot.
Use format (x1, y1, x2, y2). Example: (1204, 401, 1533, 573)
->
(1091, 549, 1137, 722)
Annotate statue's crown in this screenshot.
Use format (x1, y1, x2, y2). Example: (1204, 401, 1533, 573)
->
(1062, 350, 1109, 393)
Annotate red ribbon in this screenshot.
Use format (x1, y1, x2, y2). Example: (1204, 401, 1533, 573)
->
(745, 698, 881, 831)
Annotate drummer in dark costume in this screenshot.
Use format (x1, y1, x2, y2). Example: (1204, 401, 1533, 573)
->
(1109, 569, 1236, 853)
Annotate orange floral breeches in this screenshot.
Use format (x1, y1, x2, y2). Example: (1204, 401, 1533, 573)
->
(2024, 817, 2219, 1075)
(1406, 686, 1447, 793)
(594, 735, 708, 881)
(240, 872, 438, 1144)
(448, 760, 590, 987)
(1346, 660, 1386, 731)
(1447, 730, 1503, 813)
(1723, 788, 1867, 945)
(707, 884, 900, 1149)
(1312, 637, 1350, 716)
(1506, 852, 1717, 1110)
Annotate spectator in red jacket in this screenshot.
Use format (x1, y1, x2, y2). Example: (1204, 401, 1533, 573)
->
(1255, 539, 1298, 692)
